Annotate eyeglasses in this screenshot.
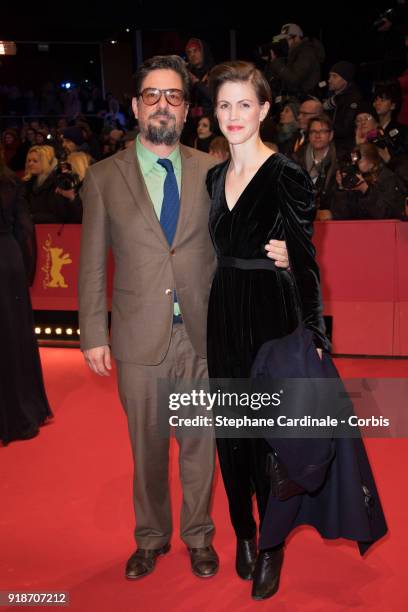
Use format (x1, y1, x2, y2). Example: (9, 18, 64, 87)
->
(309, 129, 331, 135)
(138, 88, 185, 106)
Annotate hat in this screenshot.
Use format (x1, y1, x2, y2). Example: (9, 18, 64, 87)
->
(185, 38, 203, 52)
(329, 61, 355, 83)
(276, 23, 303, 40)
(62, 126, 85, 146)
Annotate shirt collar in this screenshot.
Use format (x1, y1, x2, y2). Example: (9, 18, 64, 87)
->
(136, 134, 181, 175)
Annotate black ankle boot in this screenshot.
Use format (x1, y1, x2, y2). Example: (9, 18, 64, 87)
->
(251, 545, 284, 601)
(236, 536, 257, 580)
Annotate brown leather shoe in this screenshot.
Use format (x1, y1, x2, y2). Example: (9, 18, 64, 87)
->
(188, 545, 219, 578)
(125, 543, 170, 580)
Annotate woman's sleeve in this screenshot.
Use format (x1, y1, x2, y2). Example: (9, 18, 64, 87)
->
(12, 180, 37, 285)
(206, 161, 226, 198)
(276, 160, 330, 351)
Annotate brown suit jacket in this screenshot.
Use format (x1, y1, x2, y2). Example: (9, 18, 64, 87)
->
(78, 144, 217, 364)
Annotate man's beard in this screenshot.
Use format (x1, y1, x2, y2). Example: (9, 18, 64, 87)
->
(139, 109, 182, 146)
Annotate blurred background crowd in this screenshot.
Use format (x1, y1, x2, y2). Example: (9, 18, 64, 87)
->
(1, 2, 408, 223)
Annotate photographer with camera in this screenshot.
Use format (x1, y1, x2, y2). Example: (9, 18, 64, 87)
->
(23, 145, 82, 224)
(266, 23, 325, 98)
(331, 143, 406, 220)
(371, 81, 408, 159)
(54, 153, 85, 223)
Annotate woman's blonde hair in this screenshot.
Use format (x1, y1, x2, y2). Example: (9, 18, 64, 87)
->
(67, 151, 92, 182)
(23, 145, 57, 183)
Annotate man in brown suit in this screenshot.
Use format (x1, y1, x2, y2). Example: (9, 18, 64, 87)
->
(78, 55, 288, 581)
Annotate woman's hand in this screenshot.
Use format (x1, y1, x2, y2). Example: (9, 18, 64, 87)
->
(351, 175, 369, 193)
(55, 187, 76, 201)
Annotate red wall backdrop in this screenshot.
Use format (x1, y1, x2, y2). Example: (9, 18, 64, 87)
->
(31, 221, 408, 356)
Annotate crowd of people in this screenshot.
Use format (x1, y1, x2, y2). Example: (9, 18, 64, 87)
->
(1, 21, 408, 224)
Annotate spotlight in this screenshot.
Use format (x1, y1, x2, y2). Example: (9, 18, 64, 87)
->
(125, 28, 130, 33)
(45, 327, 52, 335)
(55, 328, 62, 335)
(66, 328, 73, 335)
(35, 327, 41, 334)
(110, 40, 117, 45)
(76, 329, 81, 335)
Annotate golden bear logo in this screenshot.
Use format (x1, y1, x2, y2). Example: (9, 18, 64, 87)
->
(42, 235, 72, 289)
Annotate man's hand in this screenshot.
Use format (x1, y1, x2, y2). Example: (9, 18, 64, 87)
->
(316, 348, 323, 360)
(265, 239, 289, 268)
(83, 345, 112, 376)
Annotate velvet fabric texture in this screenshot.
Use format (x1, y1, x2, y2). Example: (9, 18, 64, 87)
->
(207, 153, 329, 382)
(206, 153, 327, 539)
(206, 153, 386, 553)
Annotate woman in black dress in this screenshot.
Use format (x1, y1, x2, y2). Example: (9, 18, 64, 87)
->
(206, 62, 386, 601)
(0, 146, 52, 445)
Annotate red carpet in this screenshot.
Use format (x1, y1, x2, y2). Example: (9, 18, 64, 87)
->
(1, 349, 407, 611)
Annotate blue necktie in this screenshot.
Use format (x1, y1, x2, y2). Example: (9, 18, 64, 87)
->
(157, 158, 180, 246)
(157, 158, 182, 323)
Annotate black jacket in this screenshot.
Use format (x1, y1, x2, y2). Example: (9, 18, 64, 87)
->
(331, 164, 406, 220)
(268, 37, 325, 96)
(324, 83, 365, 158)
(294, 142, 338, 211)
(24, 169, 82, 224)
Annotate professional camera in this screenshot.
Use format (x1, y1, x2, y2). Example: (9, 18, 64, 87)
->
(56, 161, 80, 191)
(339, 150, 362, 189)
(366, 127, 403, 153)
(256, 36, 289, 60)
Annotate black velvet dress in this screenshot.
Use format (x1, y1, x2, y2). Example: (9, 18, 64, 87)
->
(0, 175, 52, 445)
(206, 153, 329, 541)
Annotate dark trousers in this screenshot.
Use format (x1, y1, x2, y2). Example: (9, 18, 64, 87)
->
(216, 437, 272, 540)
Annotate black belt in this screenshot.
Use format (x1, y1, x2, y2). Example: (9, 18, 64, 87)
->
(217, 256, 279, 271)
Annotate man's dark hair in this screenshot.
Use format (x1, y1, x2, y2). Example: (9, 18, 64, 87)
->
(133, 55, 191, 103)
(373, 80, 402, 113)
(308, 113, 334, 132)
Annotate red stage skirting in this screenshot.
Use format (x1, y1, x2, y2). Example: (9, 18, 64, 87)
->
(30, 221, 408, 356)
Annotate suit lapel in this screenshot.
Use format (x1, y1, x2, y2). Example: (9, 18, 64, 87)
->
(174, 145, 199, 245)
(114, 146, 168, 247)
